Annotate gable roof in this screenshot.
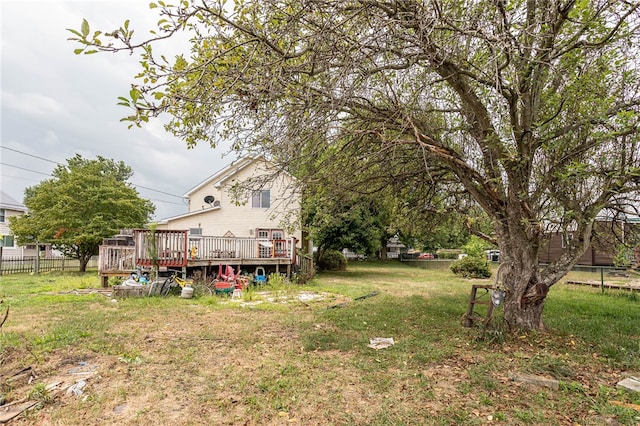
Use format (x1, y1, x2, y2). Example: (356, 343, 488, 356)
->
(155, 204, 221, 224)
(0, 191, 26, 212)
(183, 156, 259, 197)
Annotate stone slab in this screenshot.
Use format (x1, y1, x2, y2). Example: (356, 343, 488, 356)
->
(509, 373, 559, 390)
(617, 377, 640, 393)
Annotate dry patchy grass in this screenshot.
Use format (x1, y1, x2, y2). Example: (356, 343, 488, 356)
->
(1, 262, 639, 425)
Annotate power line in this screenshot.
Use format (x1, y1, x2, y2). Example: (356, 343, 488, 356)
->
(146, 197, 186, 206)
(1, 146, 62, 165)
(0, 162, 51, 176)
(135, 184, 185, 198)
(1, 147, 186, 199)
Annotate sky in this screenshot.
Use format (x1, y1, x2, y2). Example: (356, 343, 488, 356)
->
(1, 0, 236, 220)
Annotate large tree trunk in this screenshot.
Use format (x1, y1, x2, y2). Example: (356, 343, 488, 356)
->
(500, 262, 547, 330)
(496, 222, 550, 331)
(496, 217, 591, 331)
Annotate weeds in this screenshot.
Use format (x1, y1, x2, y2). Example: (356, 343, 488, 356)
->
(27, 383, 53, 409)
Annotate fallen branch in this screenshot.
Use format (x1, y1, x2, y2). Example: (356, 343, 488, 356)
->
(0, 305, 8, 328)
(328, 291, 379, 309)
(354, 291, 379, 301)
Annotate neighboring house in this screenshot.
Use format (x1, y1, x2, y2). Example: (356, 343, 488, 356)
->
(342, 236, 407, 260)
(0, 191, 25, 257)
(155, 156, 301, 243)
(385, 236, 406, 259)
(0, 191, 56, 259)
(538, 217, 640, 267)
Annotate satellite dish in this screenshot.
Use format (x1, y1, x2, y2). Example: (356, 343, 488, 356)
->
(204, 195, 215, 205)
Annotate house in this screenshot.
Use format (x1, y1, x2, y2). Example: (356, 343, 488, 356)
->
(385, 236, 406, 259)
(98, 157, 307, 284)
(0, 191, 54, 259)
(0, 191, 57, 259)
(155, 156, 301, 242)
(0, 191, 25, 257)
(538, 217, 640, 267)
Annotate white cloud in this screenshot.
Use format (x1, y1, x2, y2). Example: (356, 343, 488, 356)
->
(1, 0, 234, 220)
(2, 92, 69, 118)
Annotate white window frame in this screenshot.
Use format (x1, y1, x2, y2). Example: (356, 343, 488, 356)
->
(251, 190, 271, 208)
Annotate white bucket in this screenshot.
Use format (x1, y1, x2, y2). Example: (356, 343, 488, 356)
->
(181, 285, 194, 299)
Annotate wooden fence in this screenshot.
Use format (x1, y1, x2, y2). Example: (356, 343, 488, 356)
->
(0, 256, 99, 275)
(296, 253, 314, 282)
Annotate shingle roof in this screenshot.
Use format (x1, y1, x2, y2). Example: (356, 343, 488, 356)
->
(0, 191, 26, 211)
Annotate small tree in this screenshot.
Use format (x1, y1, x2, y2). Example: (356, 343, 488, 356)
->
(304, 192, 392, 261)
(9, 155, 154, 271)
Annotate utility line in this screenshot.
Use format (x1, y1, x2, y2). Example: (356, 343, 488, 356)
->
(1, 147, 186, 199)
(1, 146, 61, 165)
(0, 162, 51, 176)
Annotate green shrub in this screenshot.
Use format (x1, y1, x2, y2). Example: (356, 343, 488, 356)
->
(317, 250, 347, 271)
(450, 256, 491, 278)
(436, 249, 463, 260)
(462, 236, 490, 258)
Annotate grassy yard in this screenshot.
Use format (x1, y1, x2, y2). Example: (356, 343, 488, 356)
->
(0, 262, 639, 425)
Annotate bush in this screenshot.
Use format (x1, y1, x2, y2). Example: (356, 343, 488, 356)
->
(462, 236, 490, 258)
(435, 249, 463, 260)
(316, 250, 347, 271)
(450, 256, 491, 278)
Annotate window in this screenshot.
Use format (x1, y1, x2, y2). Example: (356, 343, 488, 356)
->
(251, 190, 270, 208)
(1, 235, 14, 247)
(0, 209, 5, 222)
(256, 229, 284, 239)
(189, 228, 203, 236)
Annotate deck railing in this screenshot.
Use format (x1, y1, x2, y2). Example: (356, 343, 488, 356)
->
(97, 230, 298, 271)
(99, 246, 135, 273)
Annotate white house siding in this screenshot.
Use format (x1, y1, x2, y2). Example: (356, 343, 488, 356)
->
(0, 208, 24, 257)
(155, 158, 301, 242)
(1, 189, 28, 258)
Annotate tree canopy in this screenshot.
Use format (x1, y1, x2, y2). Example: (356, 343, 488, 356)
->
(70, 1, 640, 330)
(9, 155, 155, 271)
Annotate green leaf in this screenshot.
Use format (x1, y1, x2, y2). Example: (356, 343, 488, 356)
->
(81, 19, 90, 37)
(73, 48, 85, 55)
(66, 28, 82, 37)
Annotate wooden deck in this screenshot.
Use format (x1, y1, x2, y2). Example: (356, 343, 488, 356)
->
(98, 229, 303, 286)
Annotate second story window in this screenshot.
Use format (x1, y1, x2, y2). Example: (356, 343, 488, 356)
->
(252, 190, 270, 208)
(0, 209, 5, 223)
